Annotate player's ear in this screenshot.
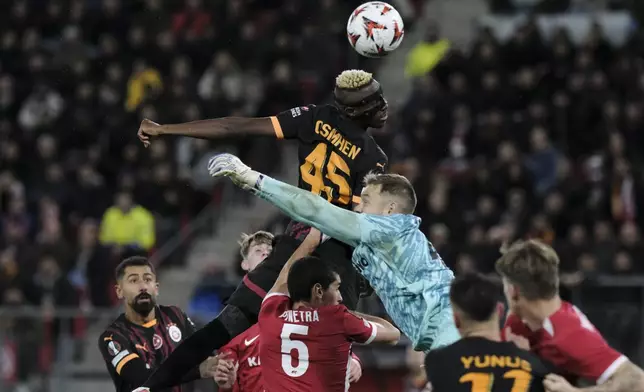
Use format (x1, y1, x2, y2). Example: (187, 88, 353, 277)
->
(496, 302, 506, 319)
(509, 284, 520, 302)
(452, 312, 461, 329)
(312, 283, 323, 300)
(115, 282, 123, 300)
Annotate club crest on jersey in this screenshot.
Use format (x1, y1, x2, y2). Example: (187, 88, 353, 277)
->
(168, 324, 182, 343)
(107, 341, 121, 356)
(153, 334, 163, 350)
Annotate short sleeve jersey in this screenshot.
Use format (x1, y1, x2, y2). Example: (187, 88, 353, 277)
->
(258, 293, 377, 392)
(218, 323, 263, 392)
(98, 305, 196, 392)
(425, 337, 549, 392)
(270, 104, 387, 208)
(503, 301, 626, 384)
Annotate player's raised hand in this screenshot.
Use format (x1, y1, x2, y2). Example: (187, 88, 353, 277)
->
(138, 119, 162, 148)
(543, 373, 578, 392)
(131, 387, 150, 392)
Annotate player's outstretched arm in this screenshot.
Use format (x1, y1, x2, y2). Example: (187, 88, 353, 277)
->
(207, 153, 365, 247)
(99, 332, 218, 391)
(137, 117, 277, 147)
(351, 311, 401, 345)
(268, 228, 322, 295)
(256, 175, 366, 247)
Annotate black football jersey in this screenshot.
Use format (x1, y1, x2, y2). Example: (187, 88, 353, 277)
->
(425, 337, 550, 392)
(98, 305, 196, 392)
(270, 104, 388, 209)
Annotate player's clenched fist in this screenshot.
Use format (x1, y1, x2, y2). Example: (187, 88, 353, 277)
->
(138, 118, 162, 148)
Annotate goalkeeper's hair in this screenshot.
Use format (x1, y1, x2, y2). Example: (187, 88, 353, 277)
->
(335, 70, 373, 90)
(364, 172, 417, 214)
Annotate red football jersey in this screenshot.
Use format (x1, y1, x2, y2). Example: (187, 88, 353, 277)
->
(258, 293, 377, 392)
(219, 323, 262, 392)
(503, 301, 626, 384)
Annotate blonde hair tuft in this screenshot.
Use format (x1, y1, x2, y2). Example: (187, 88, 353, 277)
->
(335, 69, 373, 89)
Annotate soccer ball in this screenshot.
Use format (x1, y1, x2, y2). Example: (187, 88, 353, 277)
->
(347, 2, 405, 58)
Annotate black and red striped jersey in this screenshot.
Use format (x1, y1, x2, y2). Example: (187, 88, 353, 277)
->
(98, 305, 197, 392)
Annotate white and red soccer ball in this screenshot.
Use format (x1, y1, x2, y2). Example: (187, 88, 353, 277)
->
(347, 2, 405, 58)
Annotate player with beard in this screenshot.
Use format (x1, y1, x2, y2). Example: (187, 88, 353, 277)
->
(136, 70, 389, 390)
(98, 256, 219, 392)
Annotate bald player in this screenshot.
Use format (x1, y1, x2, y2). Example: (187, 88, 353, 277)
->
(137, 70, 389, 390)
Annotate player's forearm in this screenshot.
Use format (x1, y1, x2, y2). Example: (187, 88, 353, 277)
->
(159, 117, 270, 138)
(352, 311, 390, 327)
(352, 311, 401, 344)
(256, 176, 361, 246)
(119, 360, 153, 387)
(581, 362, 644, 392)
(179, 366, 202, 384)
(271, 231, 320, 294)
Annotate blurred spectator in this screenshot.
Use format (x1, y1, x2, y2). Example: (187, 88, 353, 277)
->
(0, 0, 410, 386)
(17, 84, 65, 131)
(406, 23, 451, 78)
(23, 255, 77, 309)
(0, 287, 42, 386)
(125, 61, 163, 112)
(172, 0, 212, 41)
(99, 191, 155, 251)
(68, 219, 114, 307)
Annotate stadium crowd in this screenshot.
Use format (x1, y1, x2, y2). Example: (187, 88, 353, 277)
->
(0, 0, 400, 385)
(406, 19, 644, 359)
(2, 0, 644, 388)
(0, 0, 383, 310)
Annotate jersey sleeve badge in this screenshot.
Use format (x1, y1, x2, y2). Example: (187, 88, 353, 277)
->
(107, 340, 121, 356)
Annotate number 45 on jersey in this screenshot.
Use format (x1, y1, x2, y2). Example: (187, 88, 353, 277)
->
(301, 143, 352, 206)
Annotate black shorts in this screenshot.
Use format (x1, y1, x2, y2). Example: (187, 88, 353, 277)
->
(226, 234, 360, 324)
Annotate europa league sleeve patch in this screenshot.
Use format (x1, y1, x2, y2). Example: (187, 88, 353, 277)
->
(107, 340, 122, 356)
